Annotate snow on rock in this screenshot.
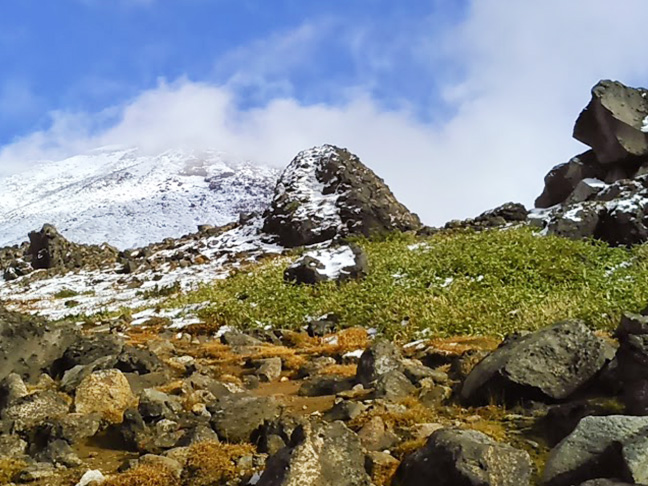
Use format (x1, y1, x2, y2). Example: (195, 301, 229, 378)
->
(642, 115, 648, 133)
(263, 144, 420, 247)
(0, 147, 279, 250)
(532, 174, 648, 246)
(76, 470, 106, 486)
(304, 246, 357, 280)
(284, 244, 368, 285)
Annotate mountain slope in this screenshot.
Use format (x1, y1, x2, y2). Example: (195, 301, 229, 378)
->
(0, 147, 279, 249)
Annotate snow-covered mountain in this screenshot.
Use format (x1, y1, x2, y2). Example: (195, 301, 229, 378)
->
(0, 147, 279, 249)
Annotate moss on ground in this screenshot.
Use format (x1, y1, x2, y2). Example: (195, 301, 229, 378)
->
(167, 227, 648, 340)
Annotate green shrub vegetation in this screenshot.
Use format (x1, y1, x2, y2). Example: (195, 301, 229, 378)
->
(167, 227, 648, 339)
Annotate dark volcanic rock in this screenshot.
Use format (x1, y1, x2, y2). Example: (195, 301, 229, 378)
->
(53, 333, 124, 376)
(445, 202, 529, 231)
(284, 244, 368, 285)
(535, 175, 648, 246)
(614, 312, 648, 414)
(0, 307, 79, 383)
(263, 145, 420, 247)
(28, 223, 118, 271)
(460, 321, 614, 405)
(536, 151, 606, 208)
(392, 428, 532, 486)
(258, 419, 373, 486)
(573, 80, 648, 164)
(542, 415, 648, 486)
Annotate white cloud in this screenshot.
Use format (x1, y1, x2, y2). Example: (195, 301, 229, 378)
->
(3, 0, 648, 226)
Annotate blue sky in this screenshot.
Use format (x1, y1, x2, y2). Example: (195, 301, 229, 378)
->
(0, 0, 465, 144)
(2, 0, 648, 224)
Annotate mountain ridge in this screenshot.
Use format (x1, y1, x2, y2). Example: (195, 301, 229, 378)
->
(0, 146, 279, 250)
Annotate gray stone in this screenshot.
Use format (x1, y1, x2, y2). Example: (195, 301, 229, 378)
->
(254, 357, 282, 382)
(2, 390, 71, 433)
(356, 339, 404, 388)
(258, 419, 373, 486)
(357, 416, 399, 451)
(298, 375, 356, 397)
(543, 415, 648, 486)
(373, 370, 416, 400)
(393, 428, 532, 486)
(535, 151, 606, 208)
(323, 400, 367, 422)
(175, 424, 220, 447)
(138, 389, 182, 423)
(34, 439, 82, 468)
(0, 434, 27, 459)
(209, 395, 280, 443)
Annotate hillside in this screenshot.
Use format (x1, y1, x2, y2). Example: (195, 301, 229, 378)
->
(0, 147, 279, 249)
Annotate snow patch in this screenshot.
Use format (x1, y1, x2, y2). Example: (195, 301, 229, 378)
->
(642, 115, 648, 133)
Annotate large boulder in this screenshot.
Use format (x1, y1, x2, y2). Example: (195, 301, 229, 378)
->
(392, 428, 533, 486)
(573, 80, 648, 164)
(542, 415, 648, 486)
(0, 307, 79, 383)
(257, 419, 373, 486)
(74, 369, 137, 424)
(460, 321, 614, 405)
(263, 145, 421, 247)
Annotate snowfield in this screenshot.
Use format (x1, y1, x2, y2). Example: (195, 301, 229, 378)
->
(0, 146, 279, 250)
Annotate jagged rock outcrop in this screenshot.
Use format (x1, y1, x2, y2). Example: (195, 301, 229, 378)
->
(535, 151, 607, 208)
(263, 145, 421, 247)
(28, 224, 119, 271)
(534, 80, 648, 246)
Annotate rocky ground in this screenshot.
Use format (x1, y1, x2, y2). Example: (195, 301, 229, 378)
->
(3, 81, 648, 485)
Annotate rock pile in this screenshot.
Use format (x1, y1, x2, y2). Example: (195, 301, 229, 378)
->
(534, 80, 648, 246)
(1, 300, 647, 485)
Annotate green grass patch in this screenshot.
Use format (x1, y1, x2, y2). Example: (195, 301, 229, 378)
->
(167, 227, 648, 339)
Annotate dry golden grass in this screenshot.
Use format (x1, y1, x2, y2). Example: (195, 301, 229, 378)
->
(182, 441, 257, 486)
(425, 335, 500, 357)
(319, 363, 357, 377)
(370, 457, 401, 486)
(0, 459, 26, 484)
(392, 437, 427, 459)
(104, 464, 179, 486)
